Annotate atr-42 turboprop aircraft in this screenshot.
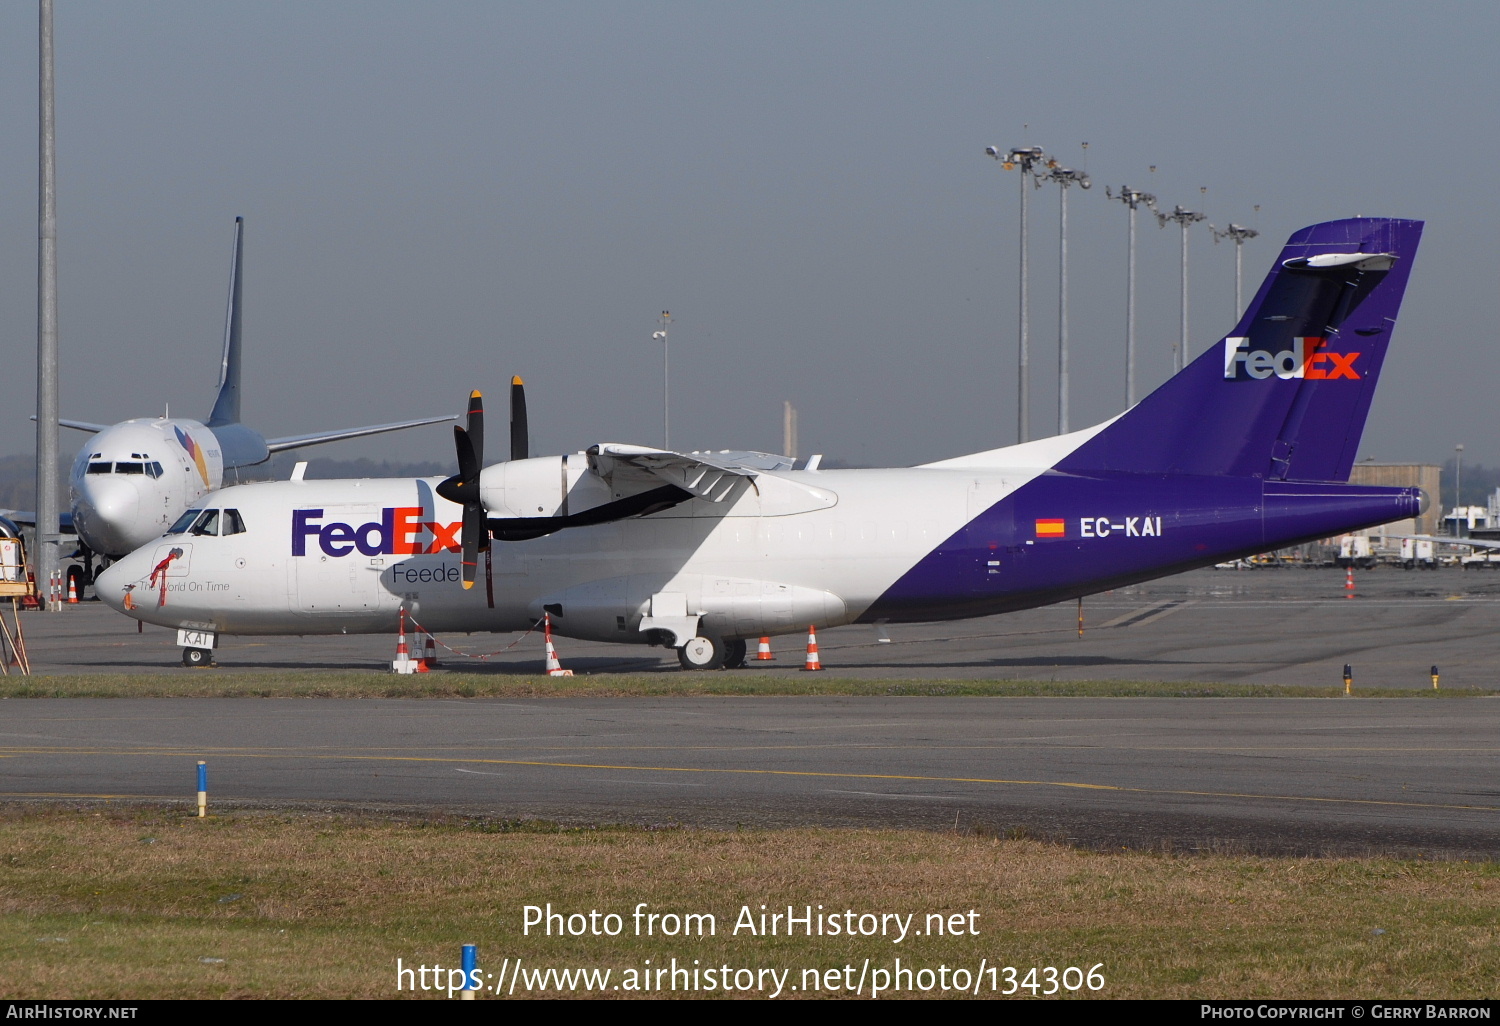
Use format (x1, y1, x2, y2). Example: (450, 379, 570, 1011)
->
(57, 218, 453, 585)
(99, 218, 1425, 669)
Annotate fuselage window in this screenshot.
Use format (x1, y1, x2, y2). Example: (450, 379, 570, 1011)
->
(167, 509, 204, 534)
(190, 509, 221, 536)
(86, 462, 111, 475)
(222, 509, 246, 536)
(115, 462, 145, 475)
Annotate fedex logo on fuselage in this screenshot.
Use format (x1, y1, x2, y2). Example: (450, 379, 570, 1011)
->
(292, 507, 461, 557)
(1223, 336, 1360, 381)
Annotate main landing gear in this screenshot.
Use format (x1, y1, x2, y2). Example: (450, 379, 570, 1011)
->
(676, 636, 748, 671)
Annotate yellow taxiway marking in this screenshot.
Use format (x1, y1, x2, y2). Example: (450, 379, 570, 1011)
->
(1, 743, 1497, 755)
(0, 749, 1495, 814)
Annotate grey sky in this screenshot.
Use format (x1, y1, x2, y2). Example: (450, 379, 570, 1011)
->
(1, 2, 1494, 470)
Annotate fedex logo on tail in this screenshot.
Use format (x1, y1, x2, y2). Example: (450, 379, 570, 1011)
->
(1223, 337, 1360, 381)
(292, 508, 462, 557)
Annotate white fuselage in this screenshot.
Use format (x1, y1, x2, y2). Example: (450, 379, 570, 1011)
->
(95, 460, 1044, 643)
(94, 428, 1108, 643)
(70, 419, 226, 557)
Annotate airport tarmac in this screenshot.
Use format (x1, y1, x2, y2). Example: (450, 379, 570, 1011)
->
(4, 696, 1497, 857)
(12, 565, 1500, 688)
(6, 565, 1500, 854)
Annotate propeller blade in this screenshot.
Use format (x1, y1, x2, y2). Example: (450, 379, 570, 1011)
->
(460, 502, 486, 588)
(435, 425, 478, 505)
(510, 376, 528, 462)
(465, 390, 484, 470)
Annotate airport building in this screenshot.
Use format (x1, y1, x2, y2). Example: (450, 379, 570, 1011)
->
(1349, 463, 1441, 537)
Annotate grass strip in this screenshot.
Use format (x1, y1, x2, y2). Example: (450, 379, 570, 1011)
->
(1, 806, 1496, 999)
(3, 673, 1497, 699)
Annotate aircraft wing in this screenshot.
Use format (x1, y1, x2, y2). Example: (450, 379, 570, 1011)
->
(0, 510, 75, 535)
(30, 416, 110, 433)
(58, 418, 110, 433)
(485, 445, 776, 542)
(586, 443, 765, 502)
(265, 415, 458, 454)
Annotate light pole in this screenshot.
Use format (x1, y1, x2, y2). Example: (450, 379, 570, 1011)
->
(1044, 165, 1090, 433)
(1455, 443, 1465, 535)
(985, 144, 1047, 443)
(1157, 204, 1205, 374)
(1211, 221, 1260, 320)
(36, 0, 60, 608)
(1105, 184, 1156, 408)
(653, 311, 670, 448)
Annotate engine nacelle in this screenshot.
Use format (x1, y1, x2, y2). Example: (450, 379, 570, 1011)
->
(479, 455, 614, 520)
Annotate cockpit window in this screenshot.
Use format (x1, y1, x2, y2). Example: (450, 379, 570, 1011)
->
(190, 510, 221, 536)
(147, 461, 163, 479)
(167, 509, 204, 534)
(115, 462, 145, 475)
(222, 509, 246, 536)
(86, 462, 111, 475)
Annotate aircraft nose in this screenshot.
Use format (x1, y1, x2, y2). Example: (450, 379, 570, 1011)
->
(74, 477, 143, 556)
(94, 558, 135, 615)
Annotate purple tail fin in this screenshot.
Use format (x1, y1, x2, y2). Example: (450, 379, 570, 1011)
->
(1060, 218, 1422, 482)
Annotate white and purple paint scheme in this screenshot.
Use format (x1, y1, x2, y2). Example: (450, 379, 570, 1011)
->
(98, 218, 1426, 669)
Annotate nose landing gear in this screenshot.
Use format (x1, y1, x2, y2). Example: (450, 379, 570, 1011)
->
(676, 636, 748, 670)
(182, 647, 214, 668)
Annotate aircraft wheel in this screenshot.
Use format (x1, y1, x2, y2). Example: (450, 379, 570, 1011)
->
(66, 564, 87, 596)
(722, 639, 748, 669)
(678, 636, 725, 671)
(182, 647, 213, 668)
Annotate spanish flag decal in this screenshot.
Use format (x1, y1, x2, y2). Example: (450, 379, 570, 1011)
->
(1034, 518, 1065, 538)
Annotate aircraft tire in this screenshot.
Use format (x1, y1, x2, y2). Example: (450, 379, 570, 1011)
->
(66, 564, 86, 597)
(722, 639, 748, 669)
(678, 636, 725, 671)
(182, 647, 213, 668)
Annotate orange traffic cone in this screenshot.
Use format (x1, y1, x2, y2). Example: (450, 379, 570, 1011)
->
(66, 572, 78, 604)
(1344, 566, 1355, 599)
(544, 613, 573, 677)
(392, 609, 416, 674)
(422, 633, 440, 669)
(801, 625, 823, 672)
(756, 636, 774, 660)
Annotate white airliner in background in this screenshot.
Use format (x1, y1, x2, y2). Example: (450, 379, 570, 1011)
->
(57, 218, 453, 588)
(97, 219, 1427, 669)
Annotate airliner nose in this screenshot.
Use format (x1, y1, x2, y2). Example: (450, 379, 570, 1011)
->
(74, 477, 144, 556)
(94, 558, 133, 615)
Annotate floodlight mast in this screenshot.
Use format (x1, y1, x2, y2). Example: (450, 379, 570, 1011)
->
(1044, 164, 1090, 434)
(653, 312, 670, 448)
(985, 143, 1048, 443)
(1210, 221, 1260, 319)
(1105, 184, 1157, 408)
(1157, 203, 1206, 374)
